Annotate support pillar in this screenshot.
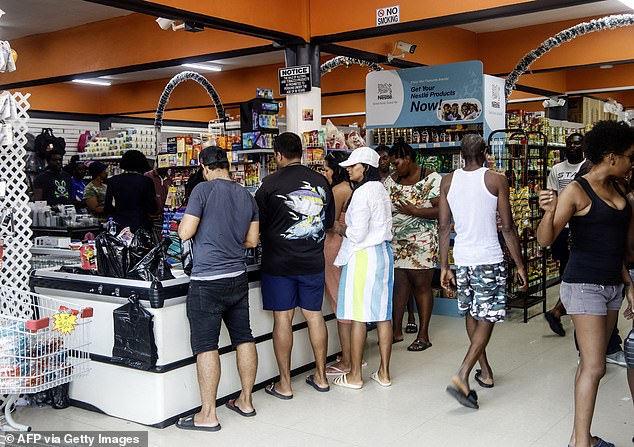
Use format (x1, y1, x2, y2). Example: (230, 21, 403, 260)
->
(284, 44, 321, 135)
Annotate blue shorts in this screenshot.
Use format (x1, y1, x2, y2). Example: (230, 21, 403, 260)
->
(261, 272, 325, 311)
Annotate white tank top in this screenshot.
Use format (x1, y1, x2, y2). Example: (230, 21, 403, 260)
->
(447, 167, 504, 266)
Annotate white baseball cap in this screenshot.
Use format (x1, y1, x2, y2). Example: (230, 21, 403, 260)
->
(339, 147, 380, 168)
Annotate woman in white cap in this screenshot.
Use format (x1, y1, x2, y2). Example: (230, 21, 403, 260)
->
(332, 147, 394, 389)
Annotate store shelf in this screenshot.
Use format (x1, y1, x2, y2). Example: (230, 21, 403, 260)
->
(371, 142, 461, 150)
(231, 149, 274, 155)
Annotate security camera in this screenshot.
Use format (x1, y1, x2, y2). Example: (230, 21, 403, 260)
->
(542, 97, 566, 108)
(156, 17, 185, 31)
(396, 41, 416, 54)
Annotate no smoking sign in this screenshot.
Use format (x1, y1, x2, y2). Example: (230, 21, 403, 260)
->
(376, 5, 400, 26)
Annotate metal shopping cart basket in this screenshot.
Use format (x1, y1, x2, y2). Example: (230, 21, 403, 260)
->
(0, 285, 93, 431)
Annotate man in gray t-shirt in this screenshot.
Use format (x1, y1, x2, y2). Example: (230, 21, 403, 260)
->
(177, 146, 259, 432)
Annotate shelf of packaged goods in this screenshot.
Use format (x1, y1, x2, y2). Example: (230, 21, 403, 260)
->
(231, 149, 275, 155)
(372, 142, 461, 150)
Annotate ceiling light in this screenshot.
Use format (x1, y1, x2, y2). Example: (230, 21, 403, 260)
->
(617, 0, 634, 9)
(72, 79, 112, 86)
(181, 63, 222, 72)
(600, 64, 614, 69)
(0, 9, 5, 19)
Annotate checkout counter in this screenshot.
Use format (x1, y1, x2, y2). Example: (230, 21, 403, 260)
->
(29, 264, 339, 428)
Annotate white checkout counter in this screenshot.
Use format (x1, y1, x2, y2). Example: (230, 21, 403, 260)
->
(29, 265, 339, 428)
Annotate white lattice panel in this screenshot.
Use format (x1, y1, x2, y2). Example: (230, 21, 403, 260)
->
(0, 92, 34, 422)
(0, 92, 33, 295)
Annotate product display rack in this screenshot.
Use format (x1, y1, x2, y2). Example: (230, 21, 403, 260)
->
(489, 129, 548, 322)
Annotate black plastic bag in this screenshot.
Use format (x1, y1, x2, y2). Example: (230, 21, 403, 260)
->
(127, 229, 156, 270)
(127, 239, 174, 282)
(112, 294, 158, 370)
(181, 238, 193, 276)
(95, 232, 127, 278)
(48, 383, 70, 409)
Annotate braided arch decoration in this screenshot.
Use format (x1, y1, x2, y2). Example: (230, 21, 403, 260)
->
(505, 14, 634, 99)
(320, 56, 384, 76)
(154, 71, 225, 130)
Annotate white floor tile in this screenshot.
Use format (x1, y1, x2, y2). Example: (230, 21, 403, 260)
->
(6, 287, 633, 447)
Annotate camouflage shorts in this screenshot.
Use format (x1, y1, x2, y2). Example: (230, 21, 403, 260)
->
(456, 263, 507, 322)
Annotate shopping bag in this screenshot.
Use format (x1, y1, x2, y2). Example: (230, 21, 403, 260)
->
(126, 238, 174, 282)
(126, 229, 156, 271)
(112, 294, 158, 370)
(95, 232, 127, 278)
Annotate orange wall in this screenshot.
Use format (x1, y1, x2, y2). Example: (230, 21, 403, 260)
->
(478, 13, 634, 74)
(566, 64, 634, 92)
(340, 27, 479, 67)
(2, 13, 270, 86)
(310, 0, 532, 36)
(148, 0, 310, 41)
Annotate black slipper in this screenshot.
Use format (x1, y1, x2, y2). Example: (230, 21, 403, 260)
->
(474, 369, 494, 388)
(407, 339, 432, 352)
(176, 415, 221, 432)
(305, 374, 330, 392)
(544, 311, 566, 337)
(226, 399, 256, 417)
(446, 385, 479, 409)
(405, 323, 418, 334)
(265, 383, 293, 400)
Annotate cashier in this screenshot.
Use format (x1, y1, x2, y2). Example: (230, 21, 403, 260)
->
(104, 150, 157, 232)
(32, 150, 73, 207)
(83, 161, 108, 220)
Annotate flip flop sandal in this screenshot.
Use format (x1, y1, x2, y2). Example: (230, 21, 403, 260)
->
(326, 365, 350, 376)
(407, 339, 432, 352)
(591, 436, 615, 447)
(305, 374, 330, 392)
(446, 385, 479, 409)
(225, 399, 256, 417)
(370, 371, 392, 387)
(176, 415, 221, 432)
(332, 373, 363, 390)
(265, 383, 293, 400)
(474, 369, 494, 388)
(405, 323, 418, 334)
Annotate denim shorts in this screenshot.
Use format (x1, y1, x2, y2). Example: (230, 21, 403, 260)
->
(186, 273, 255, 355)
(560, 282, 624, 316)
(261, 272, 325, 312)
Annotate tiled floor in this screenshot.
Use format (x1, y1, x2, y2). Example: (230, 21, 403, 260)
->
(7, 286, 634, 447)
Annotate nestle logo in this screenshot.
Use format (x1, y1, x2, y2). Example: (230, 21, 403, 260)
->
(377, 83, 392, 100)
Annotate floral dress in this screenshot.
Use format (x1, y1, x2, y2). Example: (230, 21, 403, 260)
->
(385, 171, 442, 269)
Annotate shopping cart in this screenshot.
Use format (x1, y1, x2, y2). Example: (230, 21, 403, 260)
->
(0, 285, 93, 431)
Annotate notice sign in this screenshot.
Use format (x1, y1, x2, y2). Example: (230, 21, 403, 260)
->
(376, 5, 400, 26)
(278, 65, 311, 95)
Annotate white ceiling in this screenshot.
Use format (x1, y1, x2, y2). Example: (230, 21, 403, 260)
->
(457, 0, 630, 33)
(0, 0, 131, 40)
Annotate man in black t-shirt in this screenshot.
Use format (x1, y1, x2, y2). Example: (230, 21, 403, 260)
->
(255, 132, 335, 399)
(32, 150, 72, 206)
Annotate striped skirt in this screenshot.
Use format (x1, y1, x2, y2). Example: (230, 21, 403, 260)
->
(337, 242, 394, 322)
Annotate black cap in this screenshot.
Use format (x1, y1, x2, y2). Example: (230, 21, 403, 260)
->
(200, 146, 228, 165)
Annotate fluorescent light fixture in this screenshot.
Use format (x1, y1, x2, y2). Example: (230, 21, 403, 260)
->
(617, 0, 634, 9)
(72, 79, 112, 86)
(599, 64, 614, 69)
(0, 9, 5, 19)
(566, 85, 634, 95)
(181, 63, 222, 72)
(507, 96, 548, 104)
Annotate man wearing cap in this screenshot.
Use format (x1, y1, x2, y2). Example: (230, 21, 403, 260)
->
(177, 146, 260, 432)
(255, 132, 335, 399)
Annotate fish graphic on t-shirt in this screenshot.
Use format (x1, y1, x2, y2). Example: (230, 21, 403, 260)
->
(277, 182, 327, 241)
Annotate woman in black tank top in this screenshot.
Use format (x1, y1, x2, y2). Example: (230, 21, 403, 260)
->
(537, 121, 634, 447)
